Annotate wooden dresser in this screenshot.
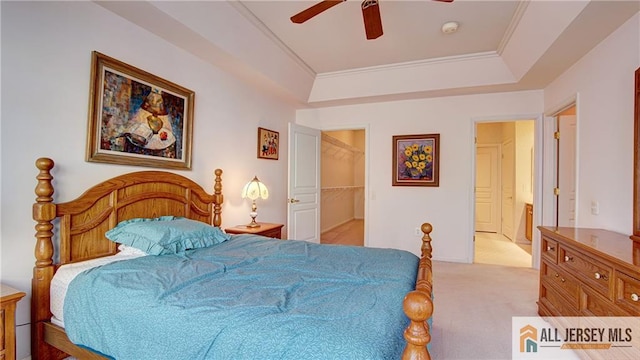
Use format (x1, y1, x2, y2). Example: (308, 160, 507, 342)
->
(538, 227, 640, 317)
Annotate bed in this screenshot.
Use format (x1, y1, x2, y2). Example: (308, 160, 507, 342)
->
(31, 157, 434, 360)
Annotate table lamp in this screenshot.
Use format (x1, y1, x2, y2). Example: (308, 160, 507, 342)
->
(241, 176, 269, 228)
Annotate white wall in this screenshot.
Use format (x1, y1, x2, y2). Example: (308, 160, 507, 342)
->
(0, 2, 294, 358)
(297, 90, 544, 262)
(544, 13, 640, 234)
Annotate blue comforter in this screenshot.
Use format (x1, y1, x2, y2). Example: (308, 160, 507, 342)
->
(64, 235, 419, 359)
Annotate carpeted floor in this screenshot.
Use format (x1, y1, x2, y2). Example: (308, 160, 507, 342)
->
(429, 260, 540, 359)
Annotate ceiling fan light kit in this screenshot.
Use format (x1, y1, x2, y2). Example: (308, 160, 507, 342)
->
(441, 21, 459, 34)
(290, 0, 454, 40)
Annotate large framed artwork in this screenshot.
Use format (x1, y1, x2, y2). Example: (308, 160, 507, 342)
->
(86, 51, 194, 169)
(392, 133, 440, 187)
(257, 127, 279, 160)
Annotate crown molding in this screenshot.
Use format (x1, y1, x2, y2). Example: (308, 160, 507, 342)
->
(229, 0, 317, 77)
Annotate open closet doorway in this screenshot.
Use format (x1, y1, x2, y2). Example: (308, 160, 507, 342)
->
(474, 120, 534, 267)
(319, 130, 365, 246)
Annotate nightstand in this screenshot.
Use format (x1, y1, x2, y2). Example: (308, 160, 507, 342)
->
(225, 222, 284, 239)
(1, 284, 26, 360)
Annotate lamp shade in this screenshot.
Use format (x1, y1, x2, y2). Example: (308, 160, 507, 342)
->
(241, 176, 269, 200)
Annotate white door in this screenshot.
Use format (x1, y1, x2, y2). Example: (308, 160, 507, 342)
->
(287, 123, 321, 242)
(501, 139, 515, 240)
(557, 115, 577, 227)
(475, 145, 500, 232)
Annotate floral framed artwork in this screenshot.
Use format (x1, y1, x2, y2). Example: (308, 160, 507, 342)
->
(86, 51, 194, 169)
(257, 127, 279, 160)
(392, 133, 440, 187)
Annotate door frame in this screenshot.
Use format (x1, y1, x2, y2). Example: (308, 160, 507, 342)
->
(293, 123, 370, 247)
(543, 94, 579, 229)
(470, 113, 543, 269)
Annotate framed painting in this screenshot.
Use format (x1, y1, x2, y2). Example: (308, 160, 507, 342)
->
(86, 51, 194, 169)
(392, 133, 440, 187)
(258, 127, 279, 160)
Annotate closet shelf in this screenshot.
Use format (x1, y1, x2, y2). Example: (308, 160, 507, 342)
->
(322, 133, 364, 155)
(321, 186, 364, 191)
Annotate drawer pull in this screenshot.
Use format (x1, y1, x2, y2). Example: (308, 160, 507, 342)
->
(546, 246, 555, 251)
(632, 293, 639, 302)
(554, 273, 559, 278)
(594, 272, 607, 280)
(564, 255, 574, 262)
(560, 278, 566, 283)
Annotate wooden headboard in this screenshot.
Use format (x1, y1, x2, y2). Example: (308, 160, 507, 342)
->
(32, 157, 224, 359)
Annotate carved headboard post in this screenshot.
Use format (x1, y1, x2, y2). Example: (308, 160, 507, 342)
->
(32, 157, 58, 358)
(213, 169, 223, 227)
(33, 157, 56, 270)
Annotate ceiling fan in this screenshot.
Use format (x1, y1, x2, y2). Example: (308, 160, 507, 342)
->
(290, 0, 454, 40)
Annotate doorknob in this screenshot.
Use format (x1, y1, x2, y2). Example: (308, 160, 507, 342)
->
(288, 198, 300, 204)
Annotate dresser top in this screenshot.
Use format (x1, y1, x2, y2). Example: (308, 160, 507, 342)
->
(539, 226, 639, 269)
(1, 284, 26, 302)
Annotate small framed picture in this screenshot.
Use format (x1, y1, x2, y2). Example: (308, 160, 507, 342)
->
(392, 133, 440, 187)
(257, 127, 279, 160)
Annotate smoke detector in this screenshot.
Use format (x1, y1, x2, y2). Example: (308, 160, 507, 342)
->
(441, 21, 459, 34)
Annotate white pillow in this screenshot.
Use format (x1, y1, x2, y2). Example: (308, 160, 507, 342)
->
(117, 244, 148, 256)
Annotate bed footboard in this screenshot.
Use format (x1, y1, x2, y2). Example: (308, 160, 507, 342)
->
(402, 223, 434, 360)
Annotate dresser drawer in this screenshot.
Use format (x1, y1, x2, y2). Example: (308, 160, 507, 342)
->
(259, 227, 282, 239)
(541, 261, 580, 307)
(540, 280, 579, 316)
(541, 236, 559, 264)
(615, 270, 640, 315)
(559, 246, 612, 298)
(581, 286, 633, 316)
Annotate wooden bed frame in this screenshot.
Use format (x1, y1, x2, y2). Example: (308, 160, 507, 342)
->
(32, 157, 434, 360)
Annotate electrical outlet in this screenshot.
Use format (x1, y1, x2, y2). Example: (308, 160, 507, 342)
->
(591, 201, 599, 215)
(414, 227, 421, 236)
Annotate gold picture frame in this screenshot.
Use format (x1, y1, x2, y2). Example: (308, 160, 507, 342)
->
(86, 51, 194, 169)
(257, 127, 279, 160)
(392, 133, 440, 187)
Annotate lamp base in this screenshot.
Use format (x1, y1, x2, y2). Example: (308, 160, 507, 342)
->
(246, 214, 260, 228)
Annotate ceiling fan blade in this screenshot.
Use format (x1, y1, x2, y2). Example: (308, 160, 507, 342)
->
(290, 0, 346, 24)
(361, 0, 383, 40)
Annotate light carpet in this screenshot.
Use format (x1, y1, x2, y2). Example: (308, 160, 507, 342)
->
(429, 260, 540, 360)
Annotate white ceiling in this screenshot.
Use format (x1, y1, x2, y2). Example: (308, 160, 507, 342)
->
(237, 0, 522, 74)
(97, 1, 640, 107)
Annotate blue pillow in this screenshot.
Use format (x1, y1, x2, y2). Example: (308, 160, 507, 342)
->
(105, 216, 231, 255)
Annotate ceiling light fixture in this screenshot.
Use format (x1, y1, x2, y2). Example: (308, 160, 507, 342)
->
(441, 21, 459, 34)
